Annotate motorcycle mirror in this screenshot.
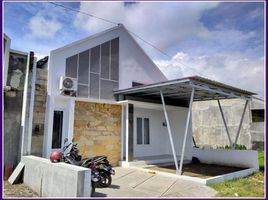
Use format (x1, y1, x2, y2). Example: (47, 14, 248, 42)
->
(64, 138, 68, 144)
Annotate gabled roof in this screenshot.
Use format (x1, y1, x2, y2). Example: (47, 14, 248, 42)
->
(51, 24, 167, 80)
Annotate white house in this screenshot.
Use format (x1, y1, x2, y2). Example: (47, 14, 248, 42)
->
(43, 24, 259, 179)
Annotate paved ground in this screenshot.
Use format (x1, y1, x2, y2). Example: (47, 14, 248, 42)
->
(93, 167, 217, 197)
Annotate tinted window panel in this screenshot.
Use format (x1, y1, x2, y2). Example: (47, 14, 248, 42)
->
(101, 41, 110, 79)
(100, 79, 118, 99)
(90, 46, 100, 73)
(137, 117, 143, 144)
(144, 118, 150, 144)
(252, 109, 264, 122)
(52, 111, 63, 149)
(78, 50, 89, 84)
(78, 85, 89, 98)
(66, 55, 78, 78)
(90, 73, 99, 98)
(111, 38, 119, 81)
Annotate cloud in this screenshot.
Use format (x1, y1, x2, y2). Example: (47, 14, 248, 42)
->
(74, 2, 219, 51)
(155, 51, 264, 98)
(29, 15, 62, 38)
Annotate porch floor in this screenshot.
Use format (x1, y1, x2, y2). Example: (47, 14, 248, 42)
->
(143, 163, 247, 179)
(128, 154, 191, 166)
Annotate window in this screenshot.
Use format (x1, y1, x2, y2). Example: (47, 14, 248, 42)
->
(52, 111, 63, 149)
(251, 109, 264, 122)
(132, 82, 144, 87)
(65, 37, 119, 100)
(136, 117, 150, 145)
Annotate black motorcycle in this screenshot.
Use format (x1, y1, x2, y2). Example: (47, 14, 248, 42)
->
(62, 139, 114, 189)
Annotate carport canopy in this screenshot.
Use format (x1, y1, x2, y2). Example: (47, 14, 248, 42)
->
(114, 76, 256, 175)
(114, 76, 255, 104)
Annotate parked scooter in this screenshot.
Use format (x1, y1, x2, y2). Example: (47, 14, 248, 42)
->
(50, 138, 114, 195)
(62, 139, 114, 187)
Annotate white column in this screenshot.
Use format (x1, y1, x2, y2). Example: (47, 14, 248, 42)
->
(20, 52, 31, 156)
(26, 57, 37, 154)
(160, 90, 179, 174)
(120, 105, 125, 161)
(178, 88, 195, 175)
(125, 104, 129, 162)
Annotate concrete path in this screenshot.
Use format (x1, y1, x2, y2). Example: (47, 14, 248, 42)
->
(93, 167, 217, 197)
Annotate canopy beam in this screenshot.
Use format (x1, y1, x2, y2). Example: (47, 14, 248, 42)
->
(160, 90, 179, 174)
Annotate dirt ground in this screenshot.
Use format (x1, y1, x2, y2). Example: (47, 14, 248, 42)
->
(145, 163, 246, 178)
(3, 181, 38, 197)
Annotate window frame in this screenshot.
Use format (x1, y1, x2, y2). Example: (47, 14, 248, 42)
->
(51, 108, 67, 150)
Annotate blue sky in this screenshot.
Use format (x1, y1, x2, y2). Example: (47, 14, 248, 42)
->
(4, 2, 264, 97)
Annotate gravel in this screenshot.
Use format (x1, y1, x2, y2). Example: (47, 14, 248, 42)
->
(3, 181, 38, 197)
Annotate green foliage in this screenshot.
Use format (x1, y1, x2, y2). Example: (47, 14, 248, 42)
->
(216, 144, 247, 150)
(258, 151, 264, 171)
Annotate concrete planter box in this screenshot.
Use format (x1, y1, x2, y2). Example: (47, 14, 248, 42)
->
(21, 156, 91, 197)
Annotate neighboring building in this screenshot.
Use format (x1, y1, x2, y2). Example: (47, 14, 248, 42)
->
(192, 97, 264, 150)
(3, 34, 37, 179)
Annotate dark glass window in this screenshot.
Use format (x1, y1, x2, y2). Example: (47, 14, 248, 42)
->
(66, 55, 78, 78)
(52, 111, 63, 149)
(90, 73, 99, 98)
(78, 85, 89, 98)
(252, 109, 264, 122)
(100, 80, 118, 99)
(144, 118, 150, 144)
(101, 41, 110, 79)
(137, 117, 143, 144)
(78, 50, 89, 84)
(132, 82, 144, 87)
(111, 38, 119, 81)
(90, 45, 100, 73)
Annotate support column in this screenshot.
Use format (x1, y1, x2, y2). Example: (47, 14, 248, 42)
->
(125, 104, 129, 162)
(233, 100, 249, 148)
(217, 99, 233, 147)
(160, 90, 179, 174)
(178, 88, 195, 175)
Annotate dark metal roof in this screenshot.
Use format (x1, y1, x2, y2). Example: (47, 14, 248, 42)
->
(114, 76, 255, 105)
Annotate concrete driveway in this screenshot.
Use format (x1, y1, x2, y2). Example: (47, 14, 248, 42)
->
(93, 167, 217, 197)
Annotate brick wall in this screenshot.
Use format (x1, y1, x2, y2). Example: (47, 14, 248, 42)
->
(74, 101, 121, 166)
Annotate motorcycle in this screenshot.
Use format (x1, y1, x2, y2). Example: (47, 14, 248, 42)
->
(51, 139, 114, 195)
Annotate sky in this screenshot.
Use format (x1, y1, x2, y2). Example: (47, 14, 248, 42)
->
(4, 1, 265, 98)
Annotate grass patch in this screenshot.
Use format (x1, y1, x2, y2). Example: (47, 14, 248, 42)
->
(209, 151, 265, 197)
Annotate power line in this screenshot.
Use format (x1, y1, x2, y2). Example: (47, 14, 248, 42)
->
(48, 1, 206, 77)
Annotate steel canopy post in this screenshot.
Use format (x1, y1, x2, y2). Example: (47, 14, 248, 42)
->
(178, 88, 195, 175)
(160, 90, 179, 174)
(217, 99, 233, 147)
(233, 100, 249, 148)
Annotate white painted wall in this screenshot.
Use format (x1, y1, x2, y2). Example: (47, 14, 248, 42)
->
(44, 25, 167, 157)
(133, 105, 193, 159)
(47, 25, 166, 96)
(192, 148, 259, 170)
(43, 95, 74, 157)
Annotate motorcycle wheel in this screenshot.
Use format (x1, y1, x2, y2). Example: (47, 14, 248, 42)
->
(99, 170, 112, 188)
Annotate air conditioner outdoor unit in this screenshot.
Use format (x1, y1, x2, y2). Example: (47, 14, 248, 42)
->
(59, 76, 77, 96)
